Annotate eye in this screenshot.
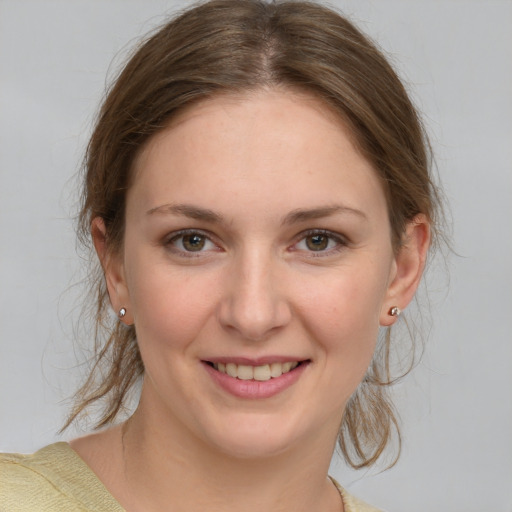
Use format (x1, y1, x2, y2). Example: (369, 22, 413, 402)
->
(305, 234, 330, 251)
(293, 230, 346, 254)
(166, 230, 218, 254)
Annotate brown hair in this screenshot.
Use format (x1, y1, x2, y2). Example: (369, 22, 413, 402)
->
(66, 0, 443, 469)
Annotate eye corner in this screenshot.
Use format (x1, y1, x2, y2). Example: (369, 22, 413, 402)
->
(163, 228, 223, 257)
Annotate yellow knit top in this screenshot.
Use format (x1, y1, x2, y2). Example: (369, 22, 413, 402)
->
(0, 443, 382, 512)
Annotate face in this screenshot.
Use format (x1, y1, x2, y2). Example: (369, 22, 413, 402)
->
(103, 90, 422, 459)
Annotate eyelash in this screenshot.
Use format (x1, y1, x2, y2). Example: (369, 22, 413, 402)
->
(163, 229, 348, 258)
(165, 229, 219, 257)
(291, 229, 348, 257)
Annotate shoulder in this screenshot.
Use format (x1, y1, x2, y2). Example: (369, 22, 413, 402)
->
(0, 444, 77, 511)
(331, 477, 385, 512)
(0, 443, 123, 512)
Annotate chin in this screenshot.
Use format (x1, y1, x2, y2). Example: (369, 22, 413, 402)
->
(200, 412, 311, 460)
(212, 434, 296, 460)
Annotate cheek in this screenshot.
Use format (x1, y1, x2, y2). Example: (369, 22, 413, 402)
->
(296, 264, 388, 360)
(126, 258, 222, 352)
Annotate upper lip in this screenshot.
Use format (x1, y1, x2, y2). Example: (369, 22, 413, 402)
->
(203, 356, 309, 366)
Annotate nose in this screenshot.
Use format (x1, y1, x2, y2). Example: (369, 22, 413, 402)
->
(217, 248, 292, 342)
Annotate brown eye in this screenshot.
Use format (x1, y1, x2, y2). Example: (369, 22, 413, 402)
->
(305, 234, 329, 251)
(182, 234, 206, 251)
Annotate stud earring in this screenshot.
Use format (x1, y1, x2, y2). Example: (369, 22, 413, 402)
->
(389, 306, 401, 317)
(118, 307, 127, 319)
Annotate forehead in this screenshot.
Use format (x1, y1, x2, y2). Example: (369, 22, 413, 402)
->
(128, 89, 387, 223)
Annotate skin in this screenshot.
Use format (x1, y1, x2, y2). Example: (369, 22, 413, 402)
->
(71, 89, 430, 512)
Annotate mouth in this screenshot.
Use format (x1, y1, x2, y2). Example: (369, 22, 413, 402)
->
(205, 361, 307, 382)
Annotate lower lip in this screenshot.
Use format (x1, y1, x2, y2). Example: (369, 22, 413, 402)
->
(203, 362, 308, 399)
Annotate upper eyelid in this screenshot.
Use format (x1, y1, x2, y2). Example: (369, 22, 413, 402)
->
(287, 229, 349, 257)
(164, 229, 221, 254)
(294, 228, 347, 244)
(163, 228, 348, 251)
(166, 228, 216, 242)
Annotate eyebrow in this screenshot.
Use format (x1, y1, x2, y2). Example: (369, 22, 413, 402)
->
(146, 203, 367, 224)
(282, 205, 367, 225)
(147, 203, 222, 222)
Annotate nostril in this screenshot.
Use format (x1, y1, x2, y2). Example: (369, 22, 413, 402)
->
(217, 284, 292, 342)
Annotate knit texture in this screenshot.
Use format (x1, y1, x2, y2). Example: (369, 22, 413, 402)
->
(1, 442, 382, 511)
(0, 443, 122, 511)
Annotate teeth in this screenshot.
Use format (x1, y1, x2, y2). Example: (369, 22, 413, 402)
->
(237, 365, 254, 380)
(253, 364, 271, 381)
(270, 362, 283, 378)
(282, 362, 292, 373)
(213, 361, 300, 381)
(226, 363, 237, 378)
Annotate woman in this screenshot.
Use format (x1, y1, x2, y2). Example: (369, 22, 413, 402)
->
(0, 1, 441, 510)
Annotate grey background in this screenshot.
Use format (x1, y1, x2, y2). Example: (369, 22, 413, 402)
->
(1, 1, 511, 510)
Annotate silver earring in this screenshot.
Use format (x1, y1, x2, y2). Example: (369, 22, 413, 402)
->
(389, 306, 401, 317)
(118, 307, 127, 319)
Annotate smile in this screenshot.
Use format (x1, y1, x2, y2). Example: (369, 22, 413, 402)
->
(203, 359, 309, 399)
(212, 362, 300, 381)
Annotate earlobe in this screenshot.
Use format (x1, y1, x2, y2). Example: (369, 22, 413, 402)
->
(91, 217, 132, 324)
(380, 215, 430, 326)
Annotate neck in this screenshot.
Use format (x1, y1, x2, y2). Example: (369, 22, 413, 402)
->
(119, 394, 342, 512)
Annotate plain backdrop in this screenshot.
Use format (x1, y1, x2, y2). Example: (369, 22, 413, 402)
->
(1, 1, 511, 511)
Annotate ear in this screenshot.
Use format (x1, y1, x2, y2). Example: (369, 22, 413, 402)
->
(380, 214, 431, 326)
(91, 217, 133, 325)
